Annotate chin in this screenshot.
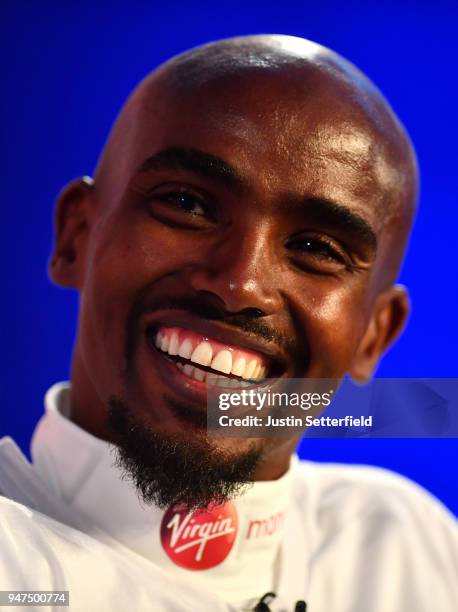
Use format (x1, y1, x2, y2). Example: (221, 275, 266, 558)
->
(106, 394, 266, 510)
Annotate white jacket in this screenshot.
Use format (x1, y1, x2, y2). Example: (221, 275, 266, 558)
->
(0, 383, 456, 612)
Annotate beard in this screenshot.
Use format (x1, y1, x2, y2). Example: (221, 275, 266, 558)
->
(106, 396, 265, 511)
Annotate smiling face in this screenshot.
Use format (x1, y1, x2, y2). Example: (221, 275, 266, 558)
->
(50, 36, 418, 505)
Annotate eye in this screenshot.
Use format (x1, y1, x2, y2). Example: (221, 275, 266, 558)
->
(286, 234, 349, 273)
(288, 237, 345, 262)
(142, 185, 217, 230)
(156, 190, 206, 216)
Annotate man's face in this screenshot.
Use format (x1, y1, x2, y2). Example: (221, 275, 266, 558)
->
(53, 69, 408, 503)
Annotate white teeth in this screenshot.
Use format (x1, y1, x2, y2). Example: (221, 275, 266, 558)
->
(253, 364, 267, 380)
(190, 341, 213, 366)
(211, 349, 232, 374)
(232, 357, 246, 377)
(183, 364, 194, 376)
(157, 330, 269, 383)
(160, 335, 169, 352)
(193, 367, 206, 382)
(176, 362, 205, 381)
(207, 374, 232, 387)
(178, 338, 193, 360)
(168, 333, 179, 355)
(207, 375, 226, 387)
(244, 360, 257, 380)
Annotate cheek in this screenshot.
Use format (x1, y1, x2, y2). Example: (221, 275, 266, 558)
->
(292, 279, 371, 376)
(77, 217, 192, 386)
(88, 217, 189, 294)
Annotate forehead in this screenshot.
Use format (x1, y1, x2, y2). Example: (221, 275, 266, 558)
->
(119, 70, 404, 229)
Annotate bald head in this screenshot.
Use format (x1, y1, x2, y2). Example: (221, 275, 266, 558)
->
(95, 35, 418, 282)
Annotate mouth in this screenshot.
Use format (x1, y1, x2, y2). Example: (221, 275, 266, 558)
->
(145, 324, 283, 390)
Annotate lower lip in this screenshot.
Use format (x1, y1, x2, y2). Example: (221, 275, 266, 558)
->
(144, 336, 216, 406)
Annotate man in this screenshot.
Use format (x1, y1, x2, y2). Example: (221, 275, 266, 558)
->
(0, 35, 456, 611)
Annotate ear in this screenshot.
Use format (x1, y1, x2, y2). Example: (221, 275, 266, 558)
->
(349, 285, 410, 382)
(48, 176, 94, 289)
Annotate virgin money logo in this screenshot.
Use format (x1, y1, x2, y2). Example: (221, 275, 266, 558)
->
(160, 502, 238, 570)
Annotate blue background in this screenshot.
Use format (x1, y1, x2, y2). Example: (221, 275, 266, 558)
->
(1, 2, 456, 514)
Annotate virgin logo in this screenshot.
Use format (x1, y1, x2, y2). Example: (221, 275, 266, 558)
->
(160, 502, 238, 570)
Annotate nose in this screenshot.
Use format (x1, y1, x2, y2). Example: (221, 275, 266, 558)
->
(185, 223, 283, 316)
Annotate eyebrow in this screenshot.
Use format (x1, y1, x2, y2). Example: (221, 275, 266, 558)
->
(137, 146, 246, 194)
(291, 197, 378, 253)
(137, 146, 377, 252)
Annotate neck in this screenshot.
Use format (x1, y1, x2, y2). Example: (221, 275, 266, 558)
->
(253, 439, 299, 481)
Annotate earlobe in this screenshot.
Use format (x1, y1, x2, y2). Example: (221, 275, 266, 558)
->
(48, 176, 94, 289)
(349, 285, 410, 382)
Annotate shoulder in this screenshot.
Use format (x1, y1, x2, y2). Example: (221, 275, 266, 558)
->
(0, 495, 116, 584)
(294, 460, 456, 531)
(0, 496, 228, 611)
(0, 494, 82, 556)
(0, 494, 39, 525)
(293, 462, 457, 608)
(0, 495, 66, 589)
(293, 460, 457, 573)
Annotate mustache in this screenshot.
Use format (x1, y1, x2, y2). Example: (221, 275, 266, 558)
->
(139, 295, 287, 348)
(126, 294, 307, 366)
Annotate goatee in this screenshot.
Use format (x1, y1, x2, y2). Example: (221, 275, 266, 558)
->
(107, 397, 264, 510)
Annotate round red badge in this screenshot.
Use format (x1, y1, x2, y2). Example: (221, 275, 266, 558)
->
(160, 502, 238, 570)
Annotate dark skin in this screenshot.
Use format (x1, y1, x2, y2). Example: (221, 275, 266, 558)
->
(49, 36, 418, 482)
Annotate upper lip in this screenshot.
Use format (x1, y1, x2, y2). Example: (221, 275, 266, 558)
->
(143, 311, 289, 375)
